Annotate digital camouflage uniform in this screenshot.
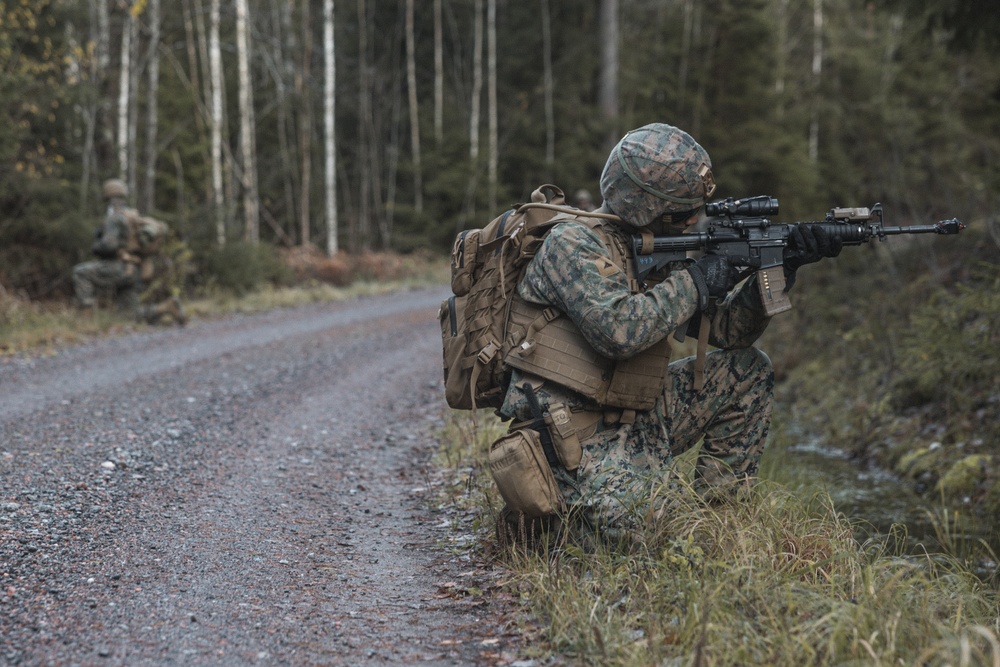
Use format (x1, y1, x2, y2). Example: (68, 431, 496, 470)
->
(499, 123, 774, 540)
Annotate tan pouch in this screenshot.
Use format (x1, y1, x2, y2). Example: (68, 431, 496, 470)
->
(488, 428, 564, 517)
(544, 403, 583, 472)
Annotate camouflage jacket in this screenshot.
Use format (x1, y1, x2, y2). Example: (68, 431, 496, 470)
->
(500, 220, 771, 421)
(91, 205, 130, 260)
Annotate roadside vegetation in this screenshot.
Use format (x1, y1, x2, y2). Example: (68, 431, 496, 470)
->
(0, 248, 447, 356)
(436, 409, 999, 666)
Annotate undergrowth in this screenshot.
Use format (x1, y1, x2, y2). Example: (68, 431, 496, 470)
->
(437, 411, 1000, 666)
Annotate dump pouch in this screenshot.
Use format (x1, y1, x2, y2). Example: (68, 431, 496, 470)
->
(488, 428, 564, 517)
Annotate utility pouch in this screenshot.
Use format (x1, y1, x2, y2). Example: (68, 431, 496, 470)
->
(488, 428, 564, 518)
(543, 402, 582, 473)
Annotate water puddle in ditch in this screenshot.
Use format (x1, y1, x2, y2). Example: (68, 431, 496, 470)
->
(761, 431, 998, 578)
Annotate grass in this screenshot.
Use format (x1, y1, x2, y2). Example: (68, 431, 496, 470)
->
(0, 253, 449, 358)
(436, 410, 1000, 667)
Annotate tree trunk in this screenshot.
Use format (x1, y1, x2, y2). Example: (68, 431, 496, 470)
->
(541, 0, 554, 173)
(356, 0, 370, 252)
(210, 0, 225, 245)
(236, 0, 259, 243)
(323, 0, 338, 256)
(142, 0, 161, 212)
(469, 0, 482, 163)
(487, 0, 497, 212)
(433, 0, 443, 146)
(405, 0, 423, 214)
(117, 6, 134, 182)
(297, 0, 313, 247)
(809, 0, 823, 163)
(599, 0, 619, 150)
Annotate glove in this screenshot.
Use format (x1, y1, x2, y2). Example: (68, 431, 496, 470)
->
(686, 254, 740, 310)
(783, 225, 843, 291)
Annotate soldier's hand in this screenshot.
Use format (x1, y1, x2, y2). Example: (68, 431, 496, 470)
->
(686, 254, 740, 310)
(784, 225, 842, 271)
(783, 225, 842, 292)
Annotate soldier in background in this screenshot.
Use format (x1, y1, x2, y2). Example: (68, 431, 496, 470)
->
(573, 188, 595, 212)
(72, 179, 186, 326)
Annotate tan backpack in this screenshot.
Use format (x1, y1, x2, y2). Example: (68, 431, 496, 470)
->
(439, 184, 618, 412)
(123, 209, 169, 258)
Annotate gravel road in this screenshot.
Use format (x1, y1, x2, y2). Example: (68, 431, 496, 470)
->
(0, 287, 520, 666)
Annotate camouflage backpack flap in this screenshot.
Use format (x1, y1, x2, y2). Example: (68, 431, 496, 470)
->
(123, 209, 169, 257)
(442, 185, 583, 411)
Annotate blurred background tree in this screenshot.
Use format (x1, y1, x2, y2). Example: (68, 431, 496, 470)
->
(0, 0, 996, 298)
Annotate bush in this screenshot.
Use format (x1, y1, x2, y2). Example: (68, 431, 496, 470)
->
(198, 241, 293, 296)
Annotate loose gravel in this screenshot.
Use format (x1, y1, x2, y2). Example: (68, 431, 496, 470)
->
(1, 287, 521, 666)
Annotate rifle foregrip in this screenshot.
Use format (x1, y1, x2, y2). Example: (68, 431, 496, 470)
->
(756, 266, 792, 316)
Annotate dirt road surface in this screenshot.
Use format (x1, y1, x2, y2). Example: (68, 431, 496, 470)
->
(0, 287, 524, 666)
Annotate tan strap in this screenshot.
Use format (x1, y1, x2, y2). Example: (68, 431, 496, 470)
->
(693, 314, 711, 392)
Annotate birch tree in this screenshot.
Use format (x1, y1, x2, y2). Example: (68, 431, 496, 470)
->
(141, 0, 161, 212)
(809, 0, 823, 162)
(323, 0, 338, 255)
(210, 0, 225, 245)
(356, 0, 370, 251)
(116, 4, 135, 183)
(297, 0, 313, 246)
(405, 0, 423, 213)
(469, 0, 482, 163)
(236, 0, 259, 243)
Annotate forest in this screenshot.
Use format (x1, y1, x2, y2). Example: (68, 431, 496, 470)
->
(1, 0, 998, 301)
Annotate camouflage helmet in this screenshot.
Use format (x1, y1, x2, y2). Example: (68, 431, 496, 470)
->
(101, 178, 128, 200)
(599, 123, 716, 227)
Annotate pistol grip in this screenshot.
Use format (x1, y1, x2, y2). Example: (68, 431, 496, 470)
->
(756, 266, 792, 316)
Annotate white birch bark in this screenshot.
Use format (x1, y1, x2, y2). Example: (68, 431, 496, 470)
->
(469, 0, 482, 162)
(809, 0, 823, 162)
(405, 0, 423, 213)
(323, 0, 338, 255)
(298, 0, 313, 246)
(210, 0, 225, 245)
(236, 0, 259, 243)
(117, 5, 134, 182)
(142, 0, 161, 211)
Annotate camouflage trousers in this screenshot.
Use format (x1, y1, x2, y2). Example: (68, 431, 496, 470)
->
(72, 259, 141, 312)
(551, 346, 774, 540)
(72, 259, 182, 325)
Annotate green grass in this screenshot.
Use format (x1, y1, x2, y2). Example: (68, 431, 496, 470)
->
(436, 411, 1000, 666)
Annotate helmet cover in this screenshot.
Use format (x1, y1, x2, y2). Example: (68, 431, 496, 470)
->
(599, 123, 716, 227)
(101, 178, 128, 200)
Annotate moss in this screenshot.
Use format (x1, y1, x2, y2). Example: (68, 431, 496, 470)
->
(935, 454, 991, 499)
(897, 446, 944, 479)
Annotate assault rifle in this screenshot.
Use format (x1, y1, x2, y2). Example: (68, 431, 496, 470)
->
(631, 196, 964, 316)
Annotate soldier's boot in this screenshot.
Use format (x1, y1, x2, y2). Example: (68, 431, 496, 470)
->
(168, 297, 188, 327)
(144, 297, 186, 326)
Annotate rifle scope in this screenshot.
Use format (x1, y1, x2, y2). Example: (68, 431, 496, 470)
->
(705, 196, 779, 218)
